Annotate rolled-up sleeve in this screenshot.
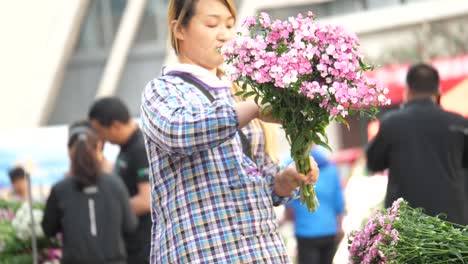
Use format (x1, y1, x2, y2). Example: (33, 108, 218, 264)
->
(141, 78, 239, 155)
(263, 154, 300, 206)
(243, 123, 299, 206)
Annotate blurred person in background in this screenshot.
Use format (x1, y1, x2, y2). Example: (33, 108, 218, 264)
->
(89, 97, 151, 264)
(7, 166, 29, 201)
(64, 120, 113, 175)
(42, 121, 137, 264)
(281, 146, 345, 264)
(366, 63, 468, 225)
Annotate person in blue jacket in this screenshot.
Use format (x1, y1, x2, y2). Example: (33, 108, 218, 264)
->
(282, 146, 346, 264)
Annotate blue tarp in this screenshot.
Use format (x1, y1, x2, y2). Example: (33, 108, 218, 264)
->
(0, 125, 118, 188)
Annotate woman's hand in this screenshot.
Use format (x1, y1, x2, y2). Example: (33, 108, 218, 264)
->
(257, 103, 281, 124)
(273, 157, 319, 197)
(234, 99, 279, 125)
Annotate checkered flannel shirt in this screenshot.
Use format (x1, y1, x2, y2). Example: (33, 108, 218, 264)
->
(141, 70, 299, 264)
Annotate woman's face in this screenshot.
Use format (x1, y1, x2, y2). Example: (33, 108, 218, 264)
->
(175, 0, 235, 71)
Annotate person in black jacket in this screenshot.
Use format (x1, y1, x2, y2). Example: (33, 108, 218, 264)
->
(42, 121, 137, 264)
(89, 97, 151, 264)
(366, 63, 468, 225)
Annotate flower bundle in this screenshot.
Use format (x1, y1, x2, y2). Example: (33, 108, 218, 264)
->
(222, 11, 390, 211)
(348, 198, 468, 264)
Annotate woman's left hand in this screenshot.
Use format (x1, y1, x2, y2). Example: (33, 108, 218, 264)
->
(273, 157, 319, 197)
(257, 103, 281, 124)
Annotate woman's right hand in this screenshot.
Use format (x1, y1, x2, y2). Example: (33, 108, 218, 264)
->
(273, 158, 319, 197)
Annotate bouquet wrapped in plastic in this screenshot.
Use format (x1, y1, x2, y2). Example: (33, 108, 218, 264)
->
(222, 11, 390, 211)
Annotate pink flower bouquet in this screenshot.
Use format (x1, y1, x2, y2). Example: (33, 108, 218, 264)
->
(222, 11, 390, 211)
(348, 198, 468, 263)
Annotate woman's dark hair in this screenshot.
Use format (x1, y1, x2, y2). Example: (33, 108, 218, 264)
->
(68, 121, 101, 186)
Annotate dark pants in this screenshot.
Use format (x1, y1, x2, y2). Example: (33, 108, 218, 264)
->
(296, 235, 337, 264)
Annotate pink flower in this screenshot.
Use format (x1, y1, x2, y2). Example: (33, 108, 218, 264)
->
(326, 44, 336, 55)
(242, 16, 257, 30)
(222, 10, 389, 154)
(254, 59, 265, 68)
(0, 208, 15, 221)
(259, 12, 271, 27)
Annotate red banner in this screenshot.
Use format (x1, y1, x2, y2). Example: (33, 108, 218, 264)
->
(366, 54, 468, 105)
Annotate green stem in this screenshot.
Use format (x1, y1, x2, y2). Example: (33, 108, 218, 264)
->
(291, 141, 319, 212)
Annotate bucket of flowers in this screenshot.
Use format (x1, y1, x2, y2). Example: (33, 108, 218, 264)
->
(348, 198, 468, 263)
(0, 199, 61, 264)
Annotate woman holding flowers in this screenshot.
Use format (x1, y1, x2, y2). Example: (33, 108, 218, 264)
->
(140, 0, 318, 263)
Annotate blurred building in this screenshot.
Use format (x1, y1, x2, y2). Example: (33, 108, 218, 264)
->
(1, 0, 467, 150)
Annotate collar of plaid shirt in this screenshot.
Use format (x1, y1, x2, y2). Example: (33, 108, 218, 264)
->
(162, 63, 231, 89)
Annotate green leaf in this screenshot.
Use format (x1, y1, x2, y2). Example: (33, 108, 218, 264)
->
(261, 95, 270, 105)
(254, 94, 260, 104)
(242, 82, 248, 91)
(276, 42, 288, 55)
(321, 131, 329, 145)
(235, 91, 244, 96)
(312, 134, 332, 152)
(291, 135, 306, 153)
(261, 104, 272, 116)
(336, 116, 350, 130)
(359, 58, 375, 71)
(243, 91, 256, 99)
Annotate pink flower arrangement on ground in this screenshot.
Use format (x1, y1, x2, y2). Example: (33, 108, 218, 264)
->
(348, 200, 401, 264)
(348, 198, 468, 264)
(222, 11, 390, 211)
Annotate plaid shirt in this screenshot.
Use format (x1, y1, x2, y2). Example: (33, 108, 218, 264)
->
(141, 64, 298, 264)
